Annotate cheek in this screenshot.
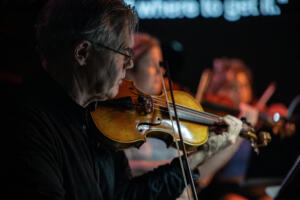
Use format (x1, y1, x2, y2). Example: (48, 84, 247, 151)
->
(144, 66, 159, 84)
(107, 59, 123, 81)
(91, 58, 119, 93)
(107, 60, 125, 92)
(147, 66, 156, 76)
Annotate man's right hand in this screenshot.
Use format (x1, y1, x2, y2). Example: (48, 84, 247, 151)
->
(187, 115, 243, 170)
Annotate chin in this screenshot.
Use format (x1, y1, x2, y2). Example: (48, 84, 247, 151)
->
(107, 87, 119, 99)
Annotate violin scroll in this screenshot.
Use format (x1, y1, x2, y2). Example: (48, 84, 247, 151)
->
(239, 117, 271, 154)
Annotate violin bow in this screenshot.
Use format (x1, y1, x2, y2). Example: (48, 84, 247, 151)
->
(195, 68, 212, 104)
(287, 94, 300, 120)
(256, 81, 277, 110)
(159, 61, 199, 200)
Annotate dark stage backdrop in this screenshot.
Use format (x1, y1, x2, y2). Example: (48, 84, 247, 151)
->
(137, 1, 300, 107)
(0, 0, 299, 107)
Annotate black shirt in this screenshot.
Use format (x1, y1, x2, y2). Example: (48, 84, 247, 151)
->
(2, 69, 187, 200)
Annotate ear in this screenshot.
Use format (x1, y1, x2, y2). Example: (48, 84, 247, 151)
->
(74, 40, 92, 66)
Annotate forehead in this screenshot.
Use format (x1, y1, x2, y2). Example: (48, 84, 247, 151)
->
(149, 46, 162, 60)
(236, 72, 249, 84)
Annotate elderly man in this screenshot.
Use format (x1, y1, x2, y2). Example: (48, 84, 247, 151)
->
(2, 0, 242, 199)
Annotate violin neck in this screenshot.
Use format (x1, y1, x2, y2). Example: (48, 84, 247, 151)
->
(202, 101, 240, 116)
(165, 104, 225, 126)
(169, 109, 218, 125)
(163, 104, 261, 145)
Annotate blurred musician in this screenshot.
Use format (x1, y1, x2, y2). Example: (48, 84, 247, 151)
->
(196, 58, 256, 199)
(198, 57, 297, 200)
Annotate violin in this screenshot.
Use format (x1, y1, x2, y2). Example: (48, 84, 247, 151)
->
(202, 93, 296, 138)
(202, 93, 274, 123)
(90, 80, 271, 152)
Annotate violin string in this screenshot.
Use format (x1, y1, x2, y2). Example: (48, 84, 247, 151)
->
(133, 93, 218, 119)
(151, 107, 218, 125)
(152, 102, 219, 122)
(169, 103, 221, 119)
(150, 96, 221, 119)
(152, 103, 220, 123)
(130, 93, 221, 123)
(152, 101, 221, 122)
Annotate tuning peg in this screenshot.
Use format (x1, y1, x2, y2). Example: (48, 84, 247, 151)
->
(249, 137, 259, 155)
(258, 131, 271, 147)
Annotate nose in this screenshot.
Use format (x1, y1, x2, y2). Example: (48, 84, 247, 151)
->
(159, 66, 166, 75)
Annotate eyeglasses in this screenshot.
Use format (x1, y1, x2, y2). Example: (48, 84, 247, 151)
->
(93, 42, 133, 65)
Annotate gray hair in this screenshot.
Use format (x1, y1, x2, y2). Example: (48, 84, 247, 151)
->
(36, 0, 138, 61)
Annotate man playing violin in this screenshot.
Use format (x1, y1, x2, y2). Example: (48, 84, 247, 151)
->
(1, 0, 243, 199)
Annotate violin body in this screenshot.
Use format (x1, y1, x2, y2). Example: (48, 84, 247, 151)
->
(91, 80, 209, 151)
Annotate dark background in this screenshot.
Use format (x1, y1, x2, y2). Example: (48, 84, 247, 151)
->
(134, 1, 300, 193)
(0, 0, 299, 107)
(136, 0, 300, 186)
(137, 1, 300, 107)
